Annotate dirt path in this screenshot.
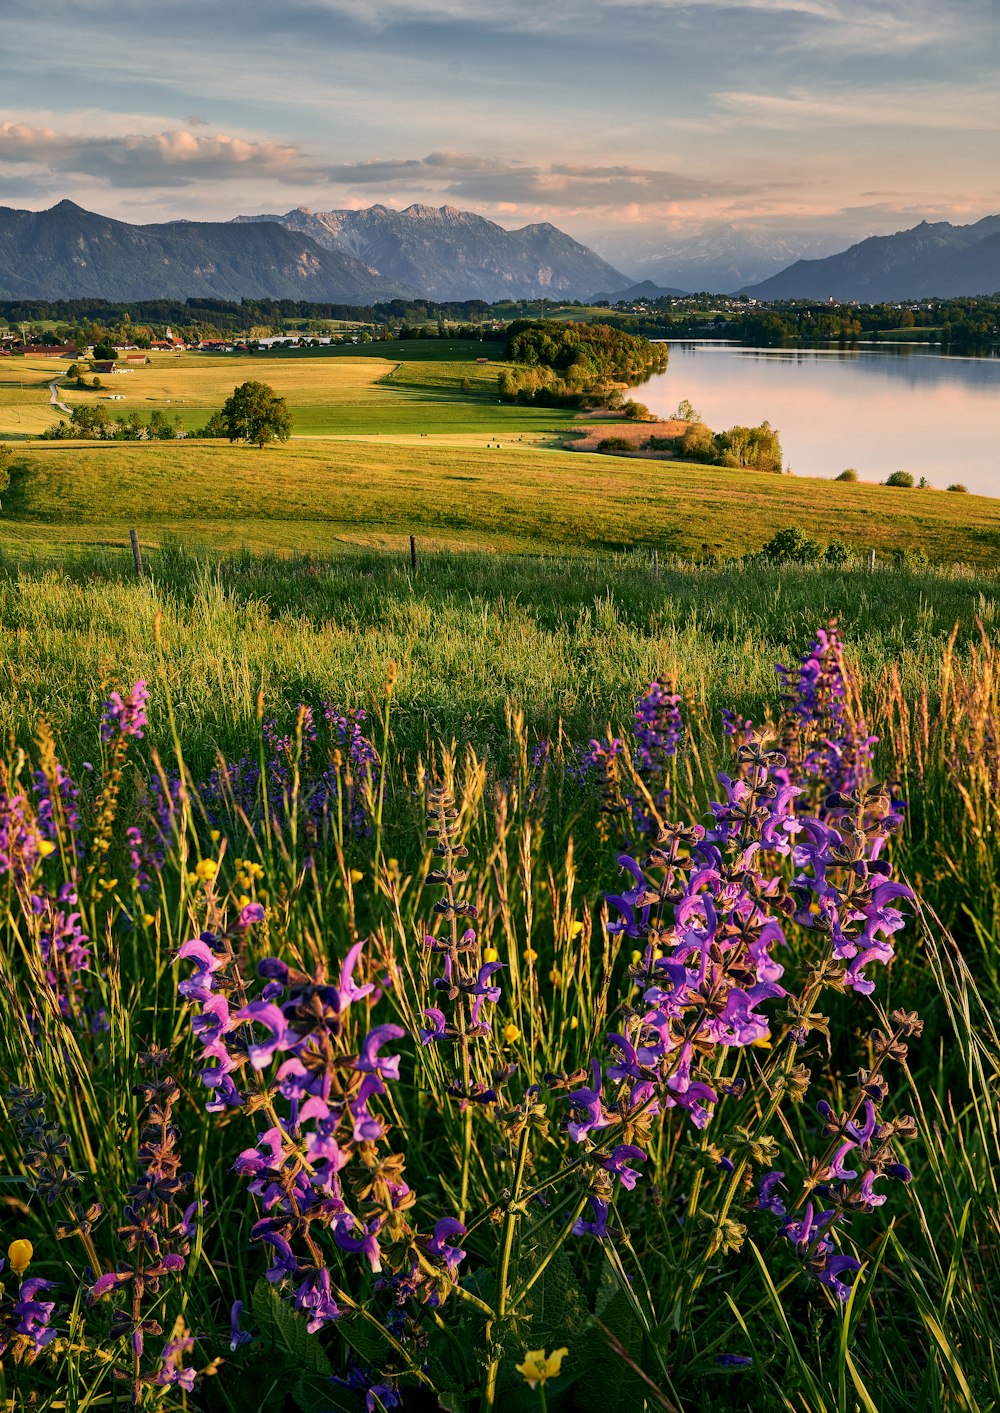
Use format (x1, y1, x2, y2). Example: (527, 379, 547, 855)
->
(49, 380, 71, 415)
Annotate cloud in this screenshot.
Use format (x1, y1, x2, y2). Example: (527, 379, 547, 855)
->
(0, 121, 320, 187)
(712, 84, 999, 131)
(324, 151, 762, 211)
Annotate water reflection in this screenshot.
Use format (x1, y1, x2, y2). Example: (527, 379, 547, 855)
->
(639, 343, 1000, 495)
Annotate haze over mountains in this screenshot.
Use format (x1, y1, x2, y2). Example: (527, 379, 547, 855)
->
(0, 200, 998, 305)
(742, 218, 1000, 301)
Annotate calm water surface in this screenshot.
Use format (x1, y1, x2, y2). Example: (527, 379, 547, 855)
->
(641, 343, 1000, 497)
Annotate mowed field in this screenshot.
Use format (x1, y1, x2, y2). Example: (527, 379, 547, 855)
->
(1, 341, 999, 562)
(0, 341, 579, 440)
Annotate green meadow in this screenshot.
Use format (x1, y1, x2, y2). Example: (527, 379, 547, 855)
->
(2, 341, 1000, 1411)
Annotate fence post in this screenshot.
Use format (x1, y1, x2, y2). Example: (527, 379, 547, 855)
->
(652, 547, 659, 575)
(868, 548, 876, 572)
(129, 528, 144, 578)
(409, 535, 418, 575)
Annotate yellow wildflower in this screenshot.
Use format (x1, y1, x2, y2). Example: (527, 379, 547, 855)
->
(570, 920, 583, 937)
(7, 1240, 32, 1277)
(483, 946, 500, 963)
(37, 839, 56, 859)
(523, 948, 538, 965)
(210, 829, 221, 843)
(502, 1024, 521, 1044)
(569, 1016, 578, 1030)
(350, 869, 364, 884)
(143, 914, 155, 927)
(516, 1347, 568, 1390)
(195, 858, 217, 883)
(549, 967, 561, 986)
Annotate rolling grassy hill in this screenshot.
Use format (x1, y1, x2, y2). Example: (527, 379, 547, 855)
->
(1, 340, 998, 564)
(4, 435, 999, 563)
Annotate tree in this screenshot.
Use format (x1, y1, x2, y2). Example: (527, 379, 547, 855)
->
(220, 381, 292, 449)
(884, 470, 914, 488)
(147, 409, 180, 441)
(761, 527, 823, 563)
(0, 444, 12, 500)
(92, 341, 116, 362)
(197, 411, 228, 439)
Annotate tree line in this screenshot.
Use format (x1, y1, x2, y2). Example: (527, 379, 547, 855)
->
(498, 320, 666, 410)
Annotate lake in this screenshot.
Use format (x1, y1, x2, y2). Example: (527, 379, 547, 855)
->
(640, 342, 1000, 497)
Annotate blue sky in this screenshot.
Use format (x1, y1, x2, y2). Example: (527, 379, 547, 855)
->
(1, 0, 997, 262)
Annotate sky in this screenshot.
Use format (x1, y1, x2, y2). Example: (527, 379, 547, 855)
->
(1, 0, 997, 267)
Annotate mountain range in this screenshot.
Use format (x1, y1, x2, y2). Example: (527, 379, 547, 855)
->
(742, 217, 1000, 300)
(0, 199, 630, 304)
(0, 200, 393, 302)
(0, 200, 998, 305)
(234, 204, 630, 302)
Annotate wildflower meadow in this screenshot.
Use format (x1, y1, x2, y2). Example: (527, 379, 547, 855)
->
(0, 548, 998, 1412)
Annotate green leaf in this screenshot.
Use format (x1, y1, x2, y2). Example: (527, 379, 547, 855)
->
(251, 1276, 333, 1377)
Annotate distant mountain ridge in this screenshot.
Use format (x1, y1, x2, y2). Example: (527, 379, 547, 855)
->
(742, 216, 1000, 301)
(0, 200, 400, 302)
(592, 279, 690, 301)
(618, 224, 845, 295)
(234, 203, 632, 302)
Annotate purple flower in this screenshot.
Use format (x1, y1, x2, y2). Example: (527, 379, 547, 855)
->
(572, 1197, 610, 1239)
(596, 1144, 648, 1191)
(235, 1001, 292, 1070)
(356, 1024, 405, 1080)
(817, 1254, 862, 1303)
(427, 1218, 467, 1277)
(229, 1299, 252, 1351)
(101, 680, 149, 742)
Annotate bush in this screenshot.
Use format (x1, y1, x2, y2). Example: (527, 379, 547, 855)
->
(892, 545, 929, 570)
(761, 527, 823, 563)
(597, 436, 633, 452)
(621, 399, 653, 421)
(947, 482, 968, 493)
(884, 470, 915, 487)
(824, 539, 850, 567)
(715, 420, 784, 474)
(836, 468, 859, 482)
(679, 421, 717, 462)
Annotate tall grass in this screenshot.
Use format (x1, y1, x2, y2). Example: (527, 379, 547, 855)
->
(0, 547, 998, 1409)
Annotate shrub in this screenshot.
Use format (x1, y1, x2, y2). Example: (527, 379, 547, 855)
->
(679, 421, 717, 462)
(761, 526, 823, 563)
(621, 399, 653, 421)
(824, 538, 850, 567)
(715, 420, 784, 474)
(947, 482, 968, 492)
(836, 468, 859, 482)
(892, 545, 930, 570)
(884, 470, 915, 487)
(597, 436, 633, 452)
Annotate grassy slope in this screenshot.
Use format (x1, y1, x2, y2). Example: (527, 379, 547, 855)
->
(4, 436, 1000, 562)
(2, 341, 998, 563)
